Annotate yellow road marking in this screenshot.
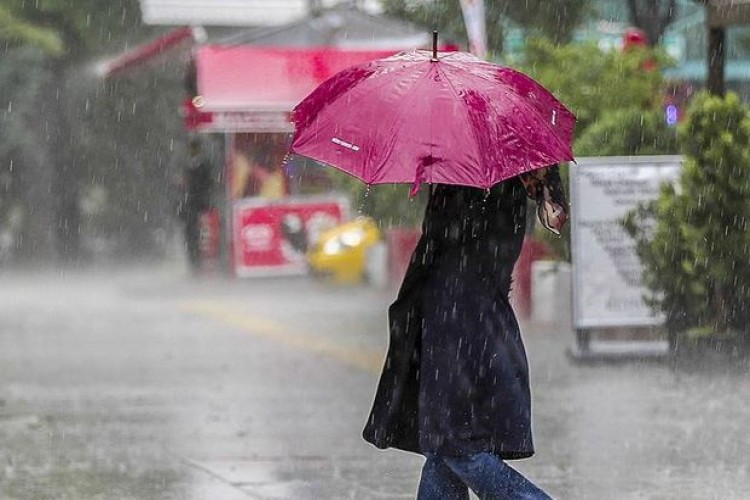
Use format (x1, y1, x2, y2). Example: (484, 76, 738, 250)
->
(181, 300, 383, 374)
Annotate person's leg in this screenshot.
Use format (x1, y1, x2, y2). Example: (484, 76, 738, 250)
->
(443, 453, 552, 500)
(417, 454, 470, 500)
(184, 212, 201, 273)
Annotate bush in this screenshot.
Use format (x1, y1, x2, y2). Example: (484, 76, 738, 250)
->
(518, 39, 675, 260)
(519, 38, 668, 135)
(624, 92, 750, 351)
(575, 107, 678, 157)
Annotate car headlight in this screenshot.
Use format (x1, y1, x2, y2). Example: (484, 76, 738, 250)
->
(323, 239, 343, 255)
(322, 229, 365, 255)
(340, 230, 364, 247)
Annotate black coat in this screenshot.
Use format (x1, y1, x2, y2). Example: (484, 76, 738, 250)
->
(363, 178, 534, 459)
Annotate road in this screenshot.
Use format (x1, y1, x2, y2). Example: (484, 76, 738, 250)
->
(1, 266, 749, 499)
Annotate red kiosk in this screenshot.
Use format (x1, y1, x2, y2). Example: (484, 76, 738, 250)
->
(184, 44, 400, 276)
(102, 6, 434, 277)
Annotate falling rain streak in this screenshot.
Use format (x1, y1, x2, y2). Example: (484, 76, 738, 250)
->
(0, 0, 748, 499)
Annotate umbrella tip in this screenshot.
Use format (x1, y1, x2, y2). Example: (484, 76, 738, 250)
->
(432, 30, 438, 62)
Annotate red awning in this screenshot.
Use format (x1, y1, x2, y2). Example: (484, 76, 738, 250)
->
(103, 27, 199, 78)
(192, 45, 398, 132)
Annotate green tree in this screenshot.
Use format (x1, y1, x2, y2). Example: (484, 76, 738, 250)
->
(381, 0, 501, 54)
(520, 38, 667, 135)
(381, 0, 591, 55)
(626, 0, 677, 46)
(344, 37, 675, 234)
(624, 92, 750, 350)
(519, 38, 675, 259)
(0, 4, 62, 53)
(0, 0, 142, 262)
(574, 108, 678, 157)
(79, 65, 190, 260)
(0, 49, 57, 260)
(509, 0, 592, 44)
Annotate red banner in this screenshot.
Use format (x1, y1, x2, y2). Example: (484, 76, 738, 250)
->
(233, 196, 348, 276)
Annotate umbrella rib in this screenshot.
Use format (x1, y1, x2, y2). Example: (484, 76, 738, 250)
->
(304, 59, 425, 120)
(296, 60, 432, 184)
(503, 90, 574, 167)
(382, 64, 439, 183)
(436, 63, 486, 187)
(357, 62, 436, 183)
(444, 63, 574, 169)
(442, 61, 573, 124)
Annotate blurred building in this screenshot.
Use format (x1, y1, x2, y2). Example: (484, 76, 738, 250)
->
(504, 0, 750, 99)
(140, 0, 382, 26)
(111, 1, 428, 276)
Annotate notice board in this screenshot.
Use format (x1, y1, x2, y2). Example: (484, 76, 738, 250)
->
(233, 195, 348, 277)
(571, 156, 682, 329)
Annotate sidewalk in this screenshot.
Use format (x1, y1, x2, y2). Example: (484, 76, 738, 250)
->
(1, 268, 749, 499)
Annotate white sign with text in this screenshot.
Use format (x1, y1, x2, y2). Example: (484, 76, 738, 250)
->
(571, 156, 682, 329)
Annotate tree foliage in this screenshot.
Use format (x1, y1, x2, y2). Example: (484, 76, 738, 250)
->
(349, 36, 676, 233)
(78, 66, 190, 259)
(381, 0, 592, 54)
(509, 0, 592, 44)
(574, 108, 678, 157)
(0, 0, 185, 264)
(626, 0, 677, 46)
(520, 38, 667, 135)
(624, 92, 750, 347)
(518, 38, 675, 259)
(0, 0, 141, 57)
(0, 5, 62, 54)
(0, 48, 57, 259)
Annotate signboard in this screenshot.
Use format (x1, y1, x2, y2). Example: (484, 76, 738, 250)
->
(233, 196, 348, 277)
(184, 107, 294, 133)
(571, 156, 682, 329)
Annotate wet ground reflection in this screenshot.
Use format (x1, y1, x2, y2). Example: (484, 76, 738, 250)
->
(0, 269, 748, 498)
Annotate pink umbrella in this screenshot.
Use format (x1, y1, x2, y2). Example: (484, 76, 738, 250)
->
(291, 35, 575, 193)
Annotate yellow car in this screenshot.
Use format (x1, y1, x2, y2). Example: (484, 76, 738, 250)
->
(307, 217, 381, 284)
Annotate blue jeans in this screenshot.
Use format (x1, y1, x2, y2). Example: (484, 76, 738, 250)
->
(417, 453, 552, 500)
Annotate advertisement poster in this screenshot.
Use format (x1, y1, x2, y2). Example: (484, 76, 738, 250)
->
(233, 196, 348, 276)
(571, 157, 682, 329)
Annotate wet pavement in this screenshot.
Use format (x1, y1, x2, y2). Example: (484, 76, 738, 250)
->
(1, 265, 749, 499)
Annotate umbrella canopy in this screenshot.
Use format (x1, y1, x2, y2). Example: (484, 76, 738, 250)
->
(291, 49, 576, 191)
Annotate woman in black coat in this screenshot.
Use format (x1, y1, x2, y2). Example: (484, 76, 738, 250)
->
(363, 167, 568, 499)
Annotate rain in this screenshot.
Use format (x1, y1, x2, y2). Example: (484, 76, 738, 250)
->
(0, 0, 749, 499)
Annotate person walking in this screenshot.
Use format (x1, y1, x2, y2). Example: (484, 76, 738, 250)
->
(363, 166, 568, 500)
(179, 138, 213, 274)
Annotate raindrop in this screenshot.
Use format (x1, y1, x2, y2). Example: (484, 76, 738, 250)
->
(358, 184, 371, 215)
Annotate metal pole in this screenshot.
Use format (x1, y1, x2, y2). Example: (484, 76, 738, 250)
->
(707, 26, 726, 96)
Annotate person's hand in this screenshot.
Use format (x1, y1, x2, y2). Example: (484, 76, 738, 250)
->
(538, 200, 568, 235)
